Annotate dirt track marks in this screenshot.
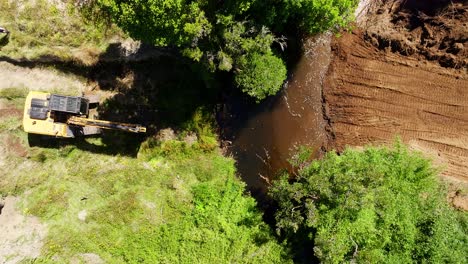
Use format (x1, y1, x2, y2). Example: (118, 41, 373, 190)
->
(325, 32, 468, 182)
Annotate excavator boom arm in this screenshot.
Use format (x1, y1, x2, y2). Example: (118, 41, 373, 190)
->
(67, 116, 146, 133)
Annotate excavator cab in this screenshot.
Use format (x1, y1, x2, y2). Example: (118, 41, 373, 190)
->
(23, 91, 146, 138)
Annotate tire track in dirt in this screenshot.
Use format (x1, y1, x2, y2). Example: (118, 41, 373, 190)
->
(324, 31, 468, 183)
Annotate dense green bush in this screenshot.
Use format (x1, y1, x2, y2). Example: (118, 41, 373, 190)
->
(294, 0, 358, 33)
(252, 0, 359, 33)
(235, 52, 287, 101)
(271, 144, 468, 263)
(89, 0, 358, 101)
(115, 178, 291, 263)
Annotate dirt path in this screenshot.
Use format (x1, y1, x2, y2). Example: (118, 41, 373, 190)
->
(0, 61, 86, 94)
(0, 197, 47, 264)
(324, 1, 468, 184)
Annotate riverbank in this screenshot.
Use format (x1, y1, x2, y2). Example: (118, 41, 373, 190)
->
(223, 0, 468, 204)
(323, 0, 468, 208)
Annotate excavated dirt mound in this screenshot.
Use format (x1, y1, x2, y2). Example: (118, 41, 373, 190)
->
(362, 0, 467, 69)
(324, 1, 468, 185)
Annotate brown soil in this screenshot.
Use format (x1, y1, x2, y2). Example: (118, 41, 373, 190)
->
(0, 108, 22, 117)
(449, 188, 468, 210)
(362, 0, 467, 69)
(4, 134, 28, 157)
(0, 100, 28, 157)
(0, 61, 87, 94)
(324, 0, 468, 186)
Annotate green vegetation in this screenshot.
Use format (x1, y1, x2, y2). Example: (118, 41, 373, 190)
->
(235, 52, 287, 101)
(3, 2, 466, 263)
(0, 92, 290, 263)
(89, 0, 358, 100)
(0, 87, 29, 100)
(0, 0, 122, 62)
(1, 88, 467, 263)
(252, 0, 359, 33)
(271, 144, 468, 263)
(0, 0, 358, 100)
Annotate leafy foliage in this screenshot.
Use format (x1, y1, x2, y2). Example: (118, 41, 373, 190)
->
(111, 179, 290, 263)
(96, 0, 211, 48)
(252, 0, 359, 33)
(89, 0, 358, 100)
(235, 52, 287, 101)
(271, 144, 468, 263)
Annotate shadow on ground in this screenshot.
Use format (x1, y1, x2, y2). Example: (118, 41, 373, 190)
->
(9, 42, 221, 157)
(0, 33, 9, 47)
(27, 133, 145, 157)
(92, 45, 220, 155)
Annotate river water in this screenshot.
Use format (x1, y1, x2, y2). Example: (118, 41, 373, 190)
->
(227, 33, 332, 195)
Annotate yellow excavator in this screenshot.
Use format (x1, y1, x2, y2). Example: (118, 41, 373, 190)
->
(23, 91, 146, 138)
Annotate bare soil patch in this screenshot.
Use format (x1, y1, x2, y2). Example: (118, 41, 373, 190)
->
(0, 108, 22, 117)
(324, 1, 468, 184)
(4, 135, 28, 157)
(449, 190, 468, 211)
(0, 196, 47, 264)
(362, 0, 467, 69)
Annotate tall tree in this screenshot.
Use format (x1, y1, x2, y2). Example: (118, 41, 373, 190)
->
(92, 0, 358, 100)
(271, 144, 468, 263)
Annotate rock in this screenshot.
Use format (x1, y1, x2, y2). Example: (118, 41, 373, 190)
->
(183, 132, 198, 146)
(78, 210, 87, 222)
(120, 39, 141, 57)
(452, 194, 468, 211)
(156, 128, 176, 142)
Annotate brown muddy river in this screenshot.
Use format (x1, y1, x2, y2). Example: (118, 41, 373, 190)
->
(227, 33, 332, 194)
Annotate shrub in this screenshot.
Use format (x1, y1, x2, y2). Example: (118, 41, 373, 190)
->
(250, 0, 359, 33)
(235, 52, 287, 101)
(271, 143, 468, 263)
(281, 0, 358, 33)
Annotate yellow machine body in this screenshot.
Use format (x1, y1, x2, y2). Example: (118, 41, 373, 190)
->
(23, 91, 146, 138)
(23, 91, 71, 137)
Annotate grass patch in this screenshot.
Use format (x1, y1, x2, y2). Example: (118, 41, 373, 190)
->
(0, 87, 29, 100)
(11, 140, 289, 263)
(0, 100, 290, 262)
(0, 115, 21, 131)
(0, 0, 123, 62)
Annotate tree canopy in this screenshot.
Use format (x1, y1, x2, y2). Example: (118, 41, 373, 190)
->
(90, 0, 358, 100)
(235, 52, 287, 101)
(270, 144, 468, 263)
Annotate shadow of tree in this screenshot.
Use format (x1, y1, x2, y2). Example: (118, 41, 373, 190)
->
(17, 42, 221, 156)
(0, 55, 90, 77)
(91, 45, 220, 153)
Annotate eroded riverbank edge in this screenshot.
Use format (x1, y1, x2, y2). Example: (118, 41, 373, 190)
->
(322, 0, 468, 209)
